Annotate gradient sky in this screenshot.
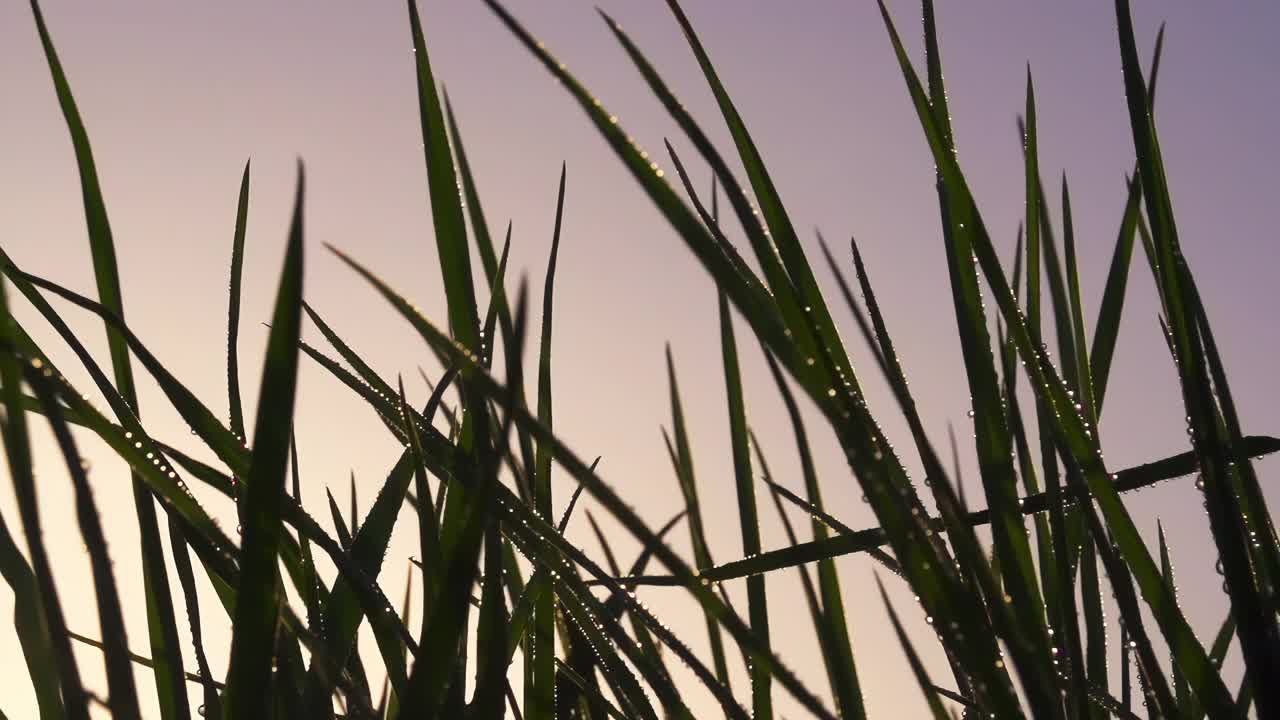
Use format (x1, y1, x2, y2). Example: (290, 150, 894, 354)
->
(2, 1, 1278, 717)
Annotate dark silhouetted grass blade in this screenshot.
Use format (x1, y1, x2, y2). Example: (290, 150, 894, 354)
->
(223, 164, 305, 718)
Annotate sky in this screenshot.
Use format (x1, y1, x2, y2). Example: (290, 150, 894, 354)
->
(1, 1, 1278, 717)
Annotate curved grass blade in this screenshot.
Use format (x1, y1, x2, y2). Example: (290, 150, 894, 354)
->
(0, 281, 88, 720)
(28, 370, 142, 719)
(0, 511, 63, 720)
(222, 163, 305, 718)
(27, 3, 191, 712)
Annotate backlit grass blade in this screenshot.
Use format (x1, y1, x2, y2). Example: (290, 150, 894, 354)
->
(528, 163, 566, 720)
(760, 355, 864, 720)
(1158, 523, 1192, 714)
(328, 244, 839, 720)
(1079, 533, 1107, 720)
(1115, 1, 1280, 710)
(878, 1, 1239, 712)
(483, 1, 795, 367)
(27, 3, 191, 712)
(28, 369, 142, 719)
(223, 163, 305, 718)
(327, 487, 353, 550)
(1089, 175, 1142, 410)
(0, 280, 88, 720)
(598, 12, 822, 383)
(406, 0, 481, 356)
(875, 576, 950, 720)
(0, 512, 63, 720)
(227, 159, 252, 442)
(663, 350, 733, 691)
(660, 0, 861, 393)
(719, 293, 772, 719)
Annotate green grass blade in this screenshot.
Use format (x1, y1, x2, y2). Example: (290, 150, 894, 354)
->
(227, 159, 252, 442)
(760, 357, 864, 720)
(663, 348, 732, 691)
(0, 279, 88, 720)
(878, 1, 1240, 712)
(1115, 1, 1280, 711)
(327, 487, 353, 550)
(328, 244, 837, 720)
(719, 294, 772, 719)
(660, 0, 861, 394)
(222, 164, 305, 718)
(28, 371, 142, 719)
(529, 163, 566, 720)
(27, 3, 191, 712)
(1088, 175, 1141, 410)
(406, 0, 481, 355)
(0, 511, 64, 720)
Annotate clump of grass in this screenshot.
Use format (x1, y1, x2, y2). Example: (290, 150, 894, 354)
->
(2, 0, 1277, 718)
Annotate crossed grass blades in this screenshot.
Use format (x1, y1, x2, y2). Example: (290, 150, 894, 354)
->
(2, 0, 1276, 717)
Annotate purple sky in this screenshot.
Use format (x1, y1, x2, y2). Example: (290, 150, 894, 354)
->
(2, 1, 1277, 716)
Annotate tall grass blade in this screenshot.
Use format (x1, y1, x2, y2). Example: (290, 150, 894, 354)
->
(223, 164, 305, 718)
(719, 293, 772, 719)
(27, 2, 191, 712)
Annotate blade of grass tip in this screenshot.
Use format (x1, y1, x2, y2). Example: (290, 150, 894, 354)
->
(0, 511, 64, 720)
(292, 434, 322, 637)
(1092, 29, 1165, 404)
(759, 355, 865, 720)
(28, 369, 142, 719)
(1088, 175, 1141, 411)
(222, 163, 305, 719)
(27, 2, 191, 713)
(719, 293, 772, 720)
(529, 163, 566, 720)
(663, 348, 732, 691)
(0, 282, 88, 720)
(349, 472, 359, 538)
(1062, 176, 1097, 420)
(875, 575, 951, 720)
(1116, 1, 1280, 709)
(1158, 523, 1191, 715)
(227, 158, 251, 443)
(328, 487, 353, 550)
(406, 0, 481, 357)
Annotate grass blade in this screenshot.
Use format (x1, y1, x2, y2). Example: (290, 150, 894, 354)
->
(27, 3, 191, 713)
(222, 163, 305, 718)
(719, 293, 772, 719)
